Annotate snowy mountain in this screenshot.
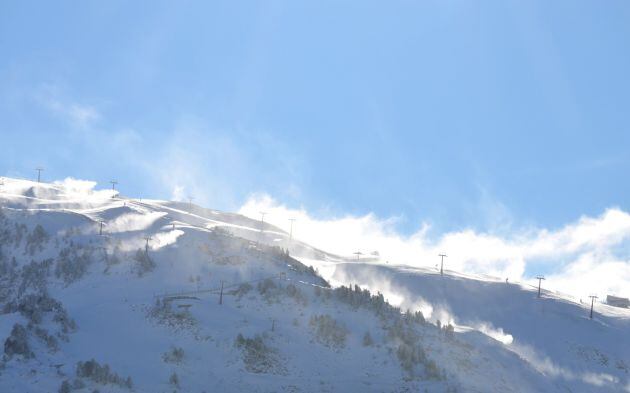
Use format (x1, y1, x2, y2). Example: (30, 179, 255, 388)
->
(314, 262, 630, 391)
(0, 177, 628, 392)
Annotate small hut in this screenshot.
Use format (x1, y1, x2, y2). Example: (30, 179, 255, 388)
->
(606, 295, 630, 308)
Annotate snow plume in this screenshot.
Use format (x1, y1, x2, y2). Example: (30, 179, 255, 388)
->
(53, 177, 118, 199)
(171, 185, 186, 203)
(145, 118, 304, 211)
(239, 195, 630, 299)
(507, 342, 620, 389)
(321, 263, 445, 323)
(53, 178, 97, 193)
(474, 323, 513, 345)
(52, 177, 115, 199)
(107, 211, 167, 233)
(151, 229, 184, 250)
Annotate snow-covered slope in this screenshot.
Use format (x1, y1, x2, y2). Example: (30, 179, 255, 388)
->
(0, 177, 627, 392)
(301, 261, 630, 392)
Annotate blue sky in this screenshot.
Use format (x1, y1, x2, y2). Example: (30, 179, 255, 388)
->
(1, 0, 630, 238)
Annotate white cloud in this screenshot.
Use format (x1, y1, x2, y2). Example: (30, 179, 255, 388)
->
(36, 86, 100, 129)
(30, 86, 302, 213)
(239, 194, 630, 299)
(65, 103, 100, 127)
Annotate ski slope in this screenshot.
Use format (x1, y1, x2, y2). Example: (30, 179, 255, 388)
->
(297, 260, 630, 392)
(0, 177, 628, 392)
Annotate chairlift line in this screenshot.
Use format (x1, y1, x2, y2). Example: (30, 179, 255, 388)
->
(35, 167, 44, 183)
(439, 254, 447, 275)
(589, 295, 598, 319)
(536, 276, 545, 298)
